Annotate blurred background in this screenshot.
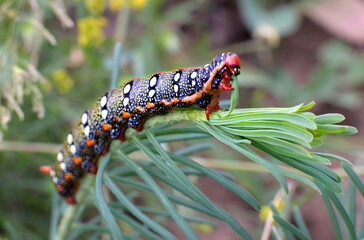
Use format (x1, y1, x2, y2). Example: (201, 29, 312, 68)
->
(0, 0, 363, 239)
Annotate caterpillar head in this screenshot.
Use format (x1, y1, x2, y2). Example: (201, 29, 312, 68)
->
(225, 52, 240, 76)
(213, 52, 241, 91)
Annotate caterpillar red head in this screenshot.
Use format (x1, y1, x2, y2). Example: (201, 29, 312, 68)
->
(41, 52, 241, 204)
(226, 52, 241, 76)
(205, 52, 241, 92)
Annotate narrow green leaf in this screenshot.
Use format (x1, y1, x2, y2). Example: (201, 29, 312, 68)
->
(168, 152, 261, 210)
(226, 121, 313, 143)
(270, 203, 309, 240)
(156, 133, 210, 143)
(111, 42, 122, 88)
(68, 216, 102, 240)
(342, 163, 364, 197)
(297, 101, 315, 111)
(50, 192, 61, 240)
(174, 142, 213, 156)
(104, 174, 178, 240)
(293, 206, 311, 240)
(115, 150, 199, 240)
(225, 75, 239, 116)
(253, 141, 342, 193)
(136, 206, 218, 228)
(72, 223, 109, 233)
(151, 126, 205, 136)
(135, 162, 253, 239)
(109, 174, 219, 218)
(95, 154, 124, 240)
(254, 138, 313, 160)
(143, 131, 253, 239)
(314, 152, 353, 166)
(278, 168, 320, 193)
(358, 205, 364, 239)
(210, 112, 317, 130)
(314, 113, 345, 124)
(110, 208, 165, 240)
(316, 124, 352, 134)
(298, 112, 316, 120)
(222, 127, 311, 148)
(316, 181, 343, 240)
(198, 122, 288, 193)
(327, 191, 357, 240)
(349, 182, 356, 229)
(273, 215, 309, 240)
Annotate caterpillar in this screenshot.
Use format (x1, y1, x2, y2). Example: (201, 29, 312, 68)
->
(40, 52, 241, 204)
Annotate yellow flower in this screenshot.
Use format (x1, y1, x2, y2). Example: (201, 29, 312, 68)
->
(52, 69, 74, 94)
(108, 0, 149, 11)
(130, 0, 149, 10)
(77, 16, 107, 47)
(85, 0, 106, 15)
(259, 199, 284, 222)
(109, 0, 126, 11)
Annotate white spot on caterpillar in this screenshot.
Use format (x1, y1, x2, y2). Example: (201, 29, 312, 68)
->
(191, 80, 196, 87)
(50, 169, 55, 177)
(174, 84, 179, 93)
(60, 162, 66, 171)
(53, 177, 58, 184)
(84, 125, 90, 137)
(123, 84, 131, 94)
(150, 76, 157, 87)
(123, 97, 129, 106)
(191, 71, 197, 79)
(70, 145, 76, 155)
(148, 89, 156, 98)
(57, 152, 63, 162)
(174, 72, 181, 82)
(67, 134, 73, 145)
(101, 109, 108, 120)
(100, 96, 107, 108)
(81, 113, 88, 125)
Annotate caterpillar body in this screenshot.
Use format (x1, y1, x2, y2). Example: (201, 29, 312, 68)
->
(40, 52, 241, 204)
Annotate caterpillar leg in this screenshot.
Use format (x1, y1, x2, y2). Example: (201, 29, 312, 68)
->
(205, 103, 221, 120)
(64, 195, 76, 204)
(90, 165, 98, 175)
